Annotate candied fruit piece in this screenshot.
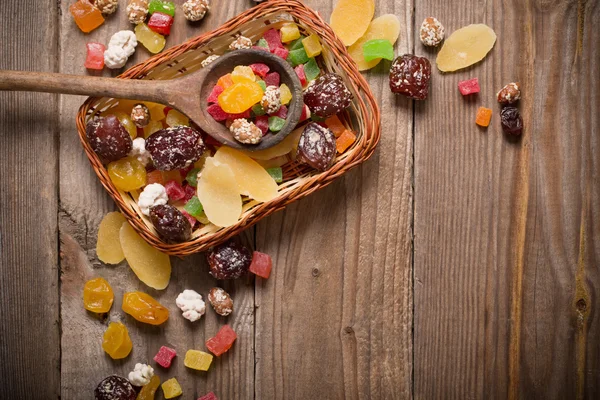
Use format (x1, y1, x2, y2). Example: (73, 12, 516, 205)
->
(149, 204, 192, 243)
(268, 116, 285, 132)
(254, 116, 269, 135)
(294, 65, 307, 86)
(250, 63, 269, 78)
(184, 196, 203, 218)
(87, 115, 133, 162)
(287, 48, 309, 67)
(85, 42, 106, 70)
(83, 277, 114, 313)
(389, 54, 431, 100)
(135, 23, 166, 54)
(420, 17, 445, 47)
(348, 14, 400, 70)
(266, 167, 283, 183)
(458, 78, 480, 95)
(166, 109, 190, 127)
(96, 212, 126, 264)
(500, 106, 523, 135)
(217, 73, 234, 89)
(120, 222, 171, 290)
(273, 46, 289, 60)
(108, 157, 147, 192)
(161, 378, 182, 399)
(149, 0, 175, 16)
(218, 81, 264, 114)
(363, 39, 394, 62)
(475, 107, 492, 127)
(231, 65, 256, 83)
(206, 325, 237, 356)
(154, 346, 177, 368)
(185, 168, 201, 187)
(279, 84, 292, 105)
(146, 126, 205, 170)
(161, 170, 182, 185)
(302, 34, 322, 58)
(102, 322, 133, 359)
(304, 73, 353, 118)
(324, 115, 347, 138)
(213, 147, 279, 202)
(143, 120, 163, 138)
(300, 104, 311, 122)
(147, 12, 173, 35)
(207, 104, 229, 122)
(240, 125, 302, 160)
(303, 58, 320, 82)
(330, 0, 375, 46)
(436, 24, 497, 72)
(95, 375, 136, 400)
(297, 122, 336, 171)
(123, 291, 169, 325)
(264, 72, 280, 87)
(147, 102, 167, 121)
(255, 38, 269, 50)
(146, 170, 164, 185)
(184, 350, 213, 371)
(263, 29, 283, 51)
(110, 111, 138, 139)
(280, 22, 301, 43)
(206, 239, 252, 279)
(207, 85, 225, 104)
(137, 375, 161, 400)
(273, 105, 287, 119)
(336, 129, 357, 153)
(197, 158, 242, 227)
(249, 251, 273, 279)
(70, 0, 105, 33)
(198, 392, 218, 400)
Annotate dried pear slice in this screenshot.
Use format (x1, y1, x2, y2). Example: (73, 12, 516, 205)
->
(330, 0, 375, 46)
(97, 212, 126, 264)
(348, 14, 401, 71)
(436, 24, 497, 72)
(197, 158, 242, 228)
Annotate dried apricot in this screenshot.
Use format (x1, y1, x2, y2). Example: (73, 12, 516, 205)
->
(197, 158, 242, 227)
(436, 24, 497, 72)
(102, 322, 132, 359)
(83, 277, 114, 313)
(330, 0, 375, 46)
(348, 14, 400, 71)
(96, 212, 126, 264)
(122, 291, 169, 325)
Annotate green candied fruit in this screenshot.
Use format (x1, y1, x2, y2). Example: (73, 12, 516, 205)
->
(310, 113, 326, 122)
(266, 167, 283, 183)
(268, 116, 286, 132)
(185, 168, 201, 187)
(256, 80, 267, 92)
(287, 48, 309, 67)
(256, 38, 269, 49)
(289, 36, 306, 51)
(148, 0, 175, 16)
(252, 103, 266, 116)
(362, 39, 394, 62)
(184, 196, 204, 218)
(303, 58, 320, 82)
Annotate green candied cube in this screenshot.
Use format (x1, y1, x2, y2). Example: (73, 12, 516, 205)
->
(185, 168, 200, 187)
(303, 58, 320, 82)
(268, 116, 286, 132)
(256, 38, 269, 49)
(256, 80, 267, 91)
(184, 196, 204, 218)
(266, 167, 283, 183)
(252, 103, 266, 116)
(149, 0, 175, 16)
(287, 48, 309, 67)
(362, 39, 394, 62)
(289, 36, 306, 51)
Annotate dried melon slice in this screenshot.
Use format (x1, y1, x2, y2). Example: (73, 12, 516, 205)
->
(348, 14, 400, 71)
(240, 127, 302, 160)
(330, 0, 375, 46)
(97, 212, 126, 264)
(436, 24, 497, 72)
(197, 158, 242, 228)
(119, 222, 171, 290)
(214, 147, 279, 202)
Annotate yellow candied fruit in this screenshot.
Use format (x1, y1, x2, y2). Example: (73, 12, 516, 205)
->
(161, 378, 182, 399)
(102, 322, 132, 359)
(145, 102, 167, 121)
(436, 24, 497, 72)
(107, 157, 147, 192)
(96, 212, 126, 264)
(110, 111, 137, 139)
(166, 109, 189, 127)
(231, 65, 256, 83)
(196, 158, 242, 228)
(137, 375, 160, 400)
(218, 81, 264, 114)
(279, 83, 292, 105)
(184, 350, 213, 371)
(135, 23, 166, 54)
(143, 120, 163, 138)
(329, 0, 375, 46)
(217, 73, 234, 89)
(302, 34, 322, 58)
(280, 22, 301, 43)
(348, 14, 401, 71)
(83, 277, 114, 313)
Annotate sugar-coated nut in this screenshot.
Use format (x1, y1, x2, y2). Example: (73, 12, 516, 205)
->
(201, 54, 219, 68)
(497, 82, 521, 104)
(138, 183, 168, 216)
(230, 118, 263, 145)
(182, 0, 210, 22)
(229, 35, 253, 50)
(95, 0, 119, 14)
(419, 17, 445, 47)
(128, 363, 154, 387)
(127, 0, 149, 24)
(208, 287, 234, 316)
(131, 103, 150, 128)
(175, 289, 206, 322)
(260, 85, 281, 114)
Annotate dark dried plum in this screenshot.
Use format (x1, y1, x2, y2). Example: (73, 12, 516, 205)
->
(86, 115, 133, 162)
(303, 73, 353, 118)
(389, 54, 431, 100)
(145, 126, 205, 170)
(94, 375, 136, 400)
(206, 239, 252, 280)
(297, 122, 336, 171)
(149, 204, 192, 243)
(500, 106, 523, 135)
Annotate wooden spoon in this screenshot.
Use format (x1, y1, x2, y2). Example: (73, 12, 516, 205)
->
(0, 49, 303, 151)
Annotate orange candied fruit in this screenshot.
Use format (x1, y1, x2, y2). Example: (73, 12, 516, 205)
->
(146, 170, 164, 185)
(70, 0, 105, 33)
(325, 115, 347, 138)
(217, 74, 234, 90)
(475, 107, 492, 127)
(336, 130, 357, 153)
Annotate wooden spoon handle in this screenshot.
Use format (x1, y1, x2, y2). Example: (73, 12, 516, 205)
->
(0, 70, 169, 103)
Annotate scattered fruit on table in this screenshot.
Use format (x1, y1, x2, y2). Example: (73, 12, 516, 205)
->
(105, 30, 138, 69)
(419, 17, 445, 47)
(196, 158, 242, 227)
(135, 22, 166, 54)
(198, 392, 218, 400)
(128, 363, 154, 387)
(148, 12, 174, 35)
(458, 78, 480, 96)
(87, 115, 133, 162)
(127, 0, 149, 24)
(146, 126, 205, 170)
(154, 346, 177, 368)
(336, 129, 357, 153)
(148, 0, 176, 16)
(122, 291, 169, 325)
(206, 239, 252, 280)
(249, 251, 273, 279)
(389, 54, 431, 100)
(500, 106, 523, 135)
(362, 39, 394, 62)
(136, 375, 161, 400)
(108, 157, 147, 192)
(95, 375, 136, 400)
(497, 82, 521, 104)
(161, 378, 183, 399)
(184, 349, 213, 371)
(436, 24, 497, 72)
(149, 204, 192, 243)
(304, 73, 353, 118)
(297, 122, 336, 171)
(475, 107, 492, 127)
(96, 212, 127, 264)
(208, 287, 234, 316)
(206, 325, 237, 356)
(348, 14, 400, 70)
(83, 277, 114, 313)
(131, 104, 151, 128)
(70, 0, 105, 33)
(85, 43, 106, 70)
(175, 289, 206, 322)
(102, 322, 133, 359)
(182, 0, 210, 22)
(329, 0, 375, 46)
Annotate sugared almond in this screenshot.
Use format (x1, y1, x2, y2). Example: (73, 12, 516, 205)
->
(208, 287, 234, 316)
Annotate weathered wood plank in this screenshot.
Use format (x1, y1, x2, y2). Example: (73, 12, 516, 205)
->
(254, 0, 414, 398)
(0, 0, 60, 398)
(413, 0, 600, 398)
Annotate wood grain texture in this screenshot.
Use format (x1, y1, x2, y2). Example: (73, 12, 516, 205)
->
(254, 0, 414, 398)
(0, 0, 60, 399)
(413, 0, 600, 399)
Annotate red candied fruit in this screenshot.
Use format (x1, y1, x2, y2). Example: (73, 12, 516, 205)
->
(207, 85, 225, 104)
(154, 346, 177, 368)
(181, 210, 197, 229)
(198, 392, 218, 400)
(183, 184, 196, 202)
(252, 45, 269, 52)
(299, 104, 311, 121)
(273, 47, 289, 59)
(84, 42, 106, 70)
(294, 64, 307, 86)
(179, 164, 194, 178)
(272, 105, 287, 119)
(254, 116, 269, 135)
(250, 63, 270, 78)
(207, 104, 229, 121)
(249, 251, 273, 279)
(147, 12, 174, 35)
(206, 325, 237, 356)
(264, 72, 280, 87)
(263, 29, 284, 52)
(165, 180, 186, 201)
(458, 78, 480, 96)
(228, 109, 251, 120)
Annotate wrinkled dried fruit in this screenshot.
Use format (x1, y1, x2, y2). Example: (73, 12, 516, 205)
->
(206, 239, 252, 280)
(196, 158, 242, 227)
(436, 24, 497, 72)
(87, 116, 133, 162)
(500, 106, 523, 135)
(95, 375, 136, 400)
(83, 277, 114, 313)
(102, 323, 133, 360)
(330, 0, 375, 46)
(389, 54, 431, 100)
(149, 204, 192, 243)
(146, 126, 205, 170)
(297, 122, 336, 171)
(97, 212, 127, 264)
(208, 287, 234, 316)
(304, 73, 353, 118)
(122, 291, 169, 325)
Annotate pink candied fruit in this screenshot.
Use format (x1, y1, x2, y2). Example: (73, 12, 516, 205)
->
(154, 345, 177, 368)
(294, 65, 307, 86)
(264, 72, 280, 87)
(181, 210, 197, 228)
(458, 78, 480, 95)
(207, 104, 229, 121)
(165, 180, 186, 202)
(250, 63, 270, 78)
(254, 116, 269, 135)
(249, 251, 273, 279)
(198, 392, 218, 400)
(147, 12, 174, 36)
(299, 104, 311, 122)
(84, 42, 106, 70)
(272, 105, 287, 119)
(183, 184, 196, 202)
(263, 29, 283, 52)
(273, 47, 289, 60)
(207, 85, 225, 104)
(206, 325, 237, 357)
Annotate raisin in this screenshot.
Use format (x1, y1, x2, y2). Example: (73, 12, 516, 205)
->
(389, 54, 431, 100)
(145, 126, 205, 170)
(297, 122, 336, 171)
(303, 73, 353, 118)
(149, 204, 192, 243)
(206, 239, 252, 280)
(95, 375, 136, 400)
(500, 106, 523, 135)
(86, 115, 133, 162)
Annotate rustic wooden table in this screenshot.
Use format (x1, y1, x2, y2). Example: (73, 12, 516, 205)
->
(1, 0, 599, 398)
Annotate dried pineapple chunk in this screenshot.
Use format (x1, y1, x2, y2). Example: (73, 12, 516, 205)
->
(436, 24, 497, 72)
(197, 158, 242, 228)
(97, 212, 126, 264)
(330, 0, 375, 46)
(348, 14, 400, 71)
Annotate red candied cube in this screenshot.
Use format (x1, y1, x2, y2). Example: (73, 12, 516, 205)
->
(264, 72, 280, 87)
(263, 29, 283, 52)
(254, 116, 269, 135)
(207, 85, 224, 104)
(183, 184, 196, 202)
(154, 346, 177, 368)
(299, 104, 311, 122)
(84, 42, 105, 70)
(458, 78, 480, 95)
(179, 164, 194, 178)
(272, 105, 287, 118)
(206, 325, 237, 356)
(228, 109, 251, 120)
(181, 210, 197, 228)
(147, 12, 174, 35)
(198, 392, 218, 400)
(273, 47, 289, 60)
(165, 180, 186, 202)
(249, 251, 273, 279)
(250, 63, 270, 78)
(207, 104, 229, 121)
(294, 65, 307, 86)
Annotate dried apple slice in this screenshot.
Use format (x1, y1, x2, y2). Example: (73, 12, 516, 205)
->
(436, 24, 497, 72)
(348, 14, 400, 71)
(197, 158, 242, 228)
(330, 0, 375, 46)
(97, 212, 126, 264)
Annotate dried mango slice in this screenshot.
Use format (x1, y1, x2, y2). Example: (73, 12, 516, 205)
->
(197, 158, 242, 228)
(213, 147, 279, 202)
(436, 24, 497, 72)
(330, 0, 375, 46)
(97, 212, 126, 264)
(348, 14, 400, 70)
(239, 126, 303, 160)
(119, 222, 171, 290)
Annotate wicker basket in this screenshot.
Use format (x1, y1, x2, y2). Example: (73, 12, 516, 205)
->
(77, 0, 380, 256)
